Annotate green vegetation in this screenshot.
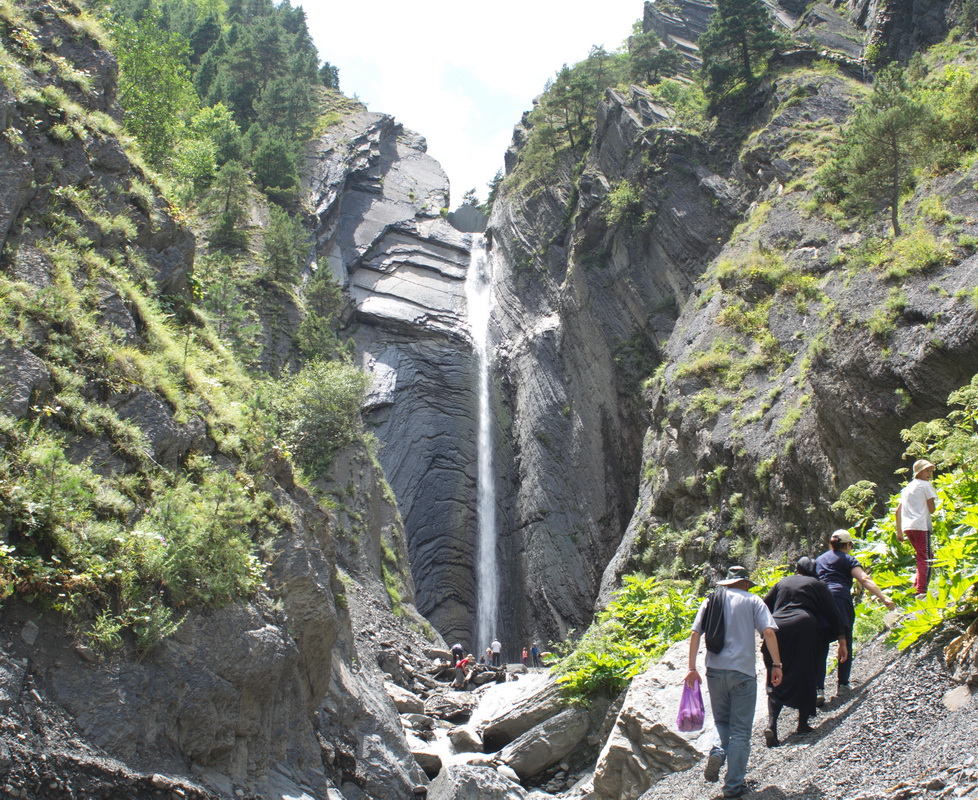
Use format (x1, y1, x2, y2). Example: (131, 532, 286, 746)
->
(834, 376, 978, 649)
(0, 0, 373, 656)
(698, 0, 784, 105)
(818, 59, 978, 236)
(551, 575, 698, 699)
(91, 0, 342, 207)
(262, 360, 369, 478)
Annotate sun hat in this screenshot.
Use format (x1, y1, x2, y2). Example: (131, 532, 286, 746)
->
(718, 565, 756, 587)
(913, 459, 935, 477)
(830, 529, 854, 544)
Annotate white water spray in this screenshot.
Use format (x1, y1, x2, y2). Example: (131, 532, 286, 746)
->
(465, 234, 498, 654)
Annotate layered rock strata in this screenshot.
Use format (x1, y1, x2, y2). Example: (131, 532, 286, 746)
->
(305, 113, 500, 646)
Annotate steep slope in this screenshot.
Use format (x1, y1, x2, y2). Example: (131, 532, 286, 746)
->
(475, 0, 978, 645)
(0, 3, 433, 797)
(304, 110, 489, 645)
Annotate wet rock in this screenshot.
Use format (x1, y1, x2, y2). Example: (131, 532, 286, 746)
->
(426, 764, 526, 800)
(497, 707, 590, 781)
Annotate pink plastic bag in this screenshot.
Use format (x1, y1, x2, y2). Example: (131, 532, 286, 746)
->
(676, 680, 705, 731)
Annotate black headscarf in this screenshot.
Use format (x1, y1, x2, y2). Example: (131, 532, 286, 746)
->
(795, 556, 816, 577)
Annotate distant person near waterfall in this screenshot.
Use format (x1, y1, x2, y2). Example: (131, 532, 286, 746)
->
(490, 638, 502, 667)
(815, 530, 896, 702)
(686, 565, 781, 799)
(896, 459, 938, 596)
(531, 643, 542, 668)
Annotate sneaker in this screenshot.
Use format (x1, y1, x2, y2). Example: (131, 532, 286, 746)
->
(704, 752, 724, 782)
(815, 692, 825, 707)
(837, 683, 851, 697)
(764, 727, 779, 748)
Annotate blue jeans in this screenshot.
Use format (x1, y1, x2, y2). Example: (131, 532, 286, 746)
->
(706, 667, 757, 796)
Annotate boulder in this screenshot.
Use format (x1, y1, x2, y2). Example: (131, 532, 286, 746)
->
(0, 347, 51, 419)
(385, 681, 425, 715)
(406, 732, 442, 778)
(426, 764, 527, 800)
(482, 680, 565, 751)
(447, 724, 482, 753)
(109, 389, 191, 469)
(425, 692, 478, 723)
(497, 707, 591, 781)
(379, 648, 409, 687)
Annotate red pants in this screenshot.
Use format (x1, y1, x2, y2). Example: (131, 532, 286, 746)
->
(905, 529, 932, 594)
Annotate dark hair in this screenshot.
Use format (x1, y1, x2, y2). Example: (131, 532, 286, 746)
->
(795, 556, 816, 577)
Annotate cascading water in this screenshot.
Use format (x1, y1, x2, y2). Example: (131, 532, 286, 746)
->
(464, 234, 498, 655)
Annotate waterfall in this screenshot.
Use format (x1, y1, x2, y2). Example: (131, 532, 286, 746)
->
(465, 234, 498, 655)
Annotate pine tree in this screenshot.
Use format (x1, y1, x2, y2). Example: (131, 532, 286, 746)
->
(818, 65, 939, 237)
(699, 0, 782, 102)
(262, 206, 305, 284)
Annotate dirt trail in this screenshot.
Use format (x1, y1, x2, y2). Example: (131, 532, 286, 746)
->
(639, 627, 978, 800)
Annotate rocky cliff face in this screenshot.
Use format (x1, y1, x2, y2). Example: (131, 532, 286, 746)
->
(0, 4, 434, 798)
(481, 0, 977, 637)
(304, 112, 492, 646)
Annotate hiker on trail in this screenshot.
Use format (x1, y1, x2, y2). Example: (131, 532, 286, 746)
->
(815, 530, 896, 702)
(490, 638, 502, 667)
(761, 557, 848, 747)
(522, 646, 529, 666)
(896, 459, 938, 597)
(531, 642, 541, 668)
(450, 642, 464, 667)
(685, 565, 782, 799)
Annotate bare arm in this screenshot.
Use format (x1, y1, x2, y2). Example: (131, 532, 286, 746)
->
(762, 628, 783, 686)
(895, 503, 904, 541)
(852, 566, 896, 610)
(927, 497, 936, 514)
(685, 631, 701, 688)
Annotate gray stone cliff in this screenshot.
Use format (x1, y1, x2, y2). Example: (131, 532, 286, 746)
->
(304, 112, 497, 647)
(0, 5, 433, 798)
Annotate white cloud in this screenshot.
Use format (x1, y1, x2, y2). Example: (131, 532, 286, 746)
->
(301, 0, 644, 206)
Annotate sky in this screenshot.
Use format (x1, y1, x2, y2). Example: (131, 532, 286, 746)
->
(302, 1, 646, 208)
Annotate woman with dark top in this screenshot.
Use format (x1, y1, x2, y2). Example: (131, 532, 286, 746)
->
(761, 557, 848, 746)
(814, 530, 896, 703)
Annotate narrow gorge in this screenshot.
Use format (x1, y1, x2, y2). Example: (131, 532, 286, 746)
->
(2, 0, 978, 798)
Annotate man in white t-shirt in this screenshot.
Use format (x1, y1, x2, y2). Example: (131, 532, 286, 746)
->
(490, 638, 502, 667)
(896, 459, 938, 596)
(685, 566, 781, 799)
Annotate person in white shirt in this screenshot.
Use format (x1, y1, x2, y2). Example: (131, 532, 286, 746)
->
(896, 459, 938, 596)
(686, 566, 781, 799)
(490, 638, 502, 667)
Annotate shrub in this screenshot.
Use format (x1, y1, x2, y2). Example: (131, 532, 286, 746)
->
(265, 360, 369, 476)
(840, 375, 978, 650)
(552, 575, 698, 699)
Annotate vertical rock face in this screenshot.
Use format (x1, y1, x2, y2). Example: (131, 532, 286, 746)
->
(305, 114, 488, 645)
(483, 84, 747, 643)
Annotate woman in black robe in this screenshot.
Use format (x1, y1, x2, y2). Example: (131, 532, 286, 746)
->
(760, 557, 849, 746)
